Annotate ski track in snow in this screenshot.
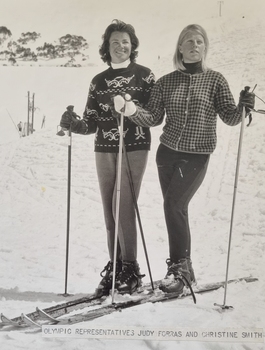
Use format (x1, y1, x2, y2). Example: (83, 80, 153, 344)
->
(0, 12, 265, 350)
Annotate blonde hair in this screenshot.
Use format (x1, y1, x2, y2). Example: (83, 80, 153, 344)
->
(173, 24, 209, 71)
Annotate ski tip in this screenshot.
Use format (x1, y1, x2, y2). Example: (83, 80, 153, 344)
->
(21, 313, 42, 328)
(36, 307, 58, 323)
(1, 313, 26, 327)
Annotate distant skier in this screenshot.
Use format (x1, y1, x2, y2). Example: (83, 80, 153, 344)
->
(113, 24, 255, 297)
(17, 121, 23, 137)
(60, 20, 156, 295)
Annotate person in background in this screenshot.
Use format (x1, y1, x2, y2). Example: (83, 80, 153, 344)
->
(60, 19, 156, 295)
(17, 121, 23, 137)
(113, 24, 255, 296)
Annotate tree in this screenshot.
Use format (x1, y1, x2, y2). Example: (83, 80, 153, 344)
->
(8, 57, 17, 65)
(15, 45, 37, 61)
(58, 34, 88, 55)
(59, 34, 88, 48)
(7, 41, 19, 54)
(36, 42, 58, 59)
(0, 26, 12, 45)
(0, 28, 90, 64)
(18, 32, 41, 45)
(0, 50, 12, 60)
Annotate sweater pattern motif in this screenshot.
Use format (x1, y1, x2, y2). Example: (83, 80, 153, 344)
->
(81, 63, 155, 152)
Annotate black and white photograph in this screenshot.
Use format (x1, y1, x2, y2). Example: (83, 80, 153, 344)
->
(0, 0, 264, 349)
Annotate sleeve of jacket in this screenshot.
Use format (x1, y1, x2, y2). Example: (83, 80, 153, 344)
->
(142, 70, 155, 104)
(129, 78, 165, 127)
(214, 74, 242, 126)
(75, 81, 98, 135)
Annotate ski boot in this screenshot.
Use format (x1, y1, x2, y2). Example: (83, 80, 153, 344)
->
(96, 260, 122, 296)
(116, 260, 145, 294)
(159, 258, 193, 296)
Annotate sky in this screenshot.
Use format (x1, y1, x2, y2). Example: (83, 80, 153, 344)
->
(1, 0, 264, 44)
(1, 0, 264, 67)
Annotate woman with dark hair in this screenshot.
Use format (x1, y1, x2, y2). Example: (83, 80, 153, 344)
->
(99, 21, 139, 65)
(60, 20, 155, 295)
(113, 24, 255, 296)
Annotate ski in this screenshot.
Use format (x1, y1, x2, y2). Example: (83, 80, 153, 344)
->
(56, 276, 259, 326)
(0, 291, 106, 329)
(57, 289, 184, 325)
(0, 276, 258, 329)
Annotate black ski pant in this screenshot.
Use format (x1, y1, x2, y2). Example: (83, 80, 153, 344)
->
(156, 144, 210, 263)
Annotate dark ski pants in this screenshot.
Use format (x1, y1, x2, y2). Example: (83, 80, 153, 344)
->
(95, 150, 148, 262)
(156, 144, 210, 262)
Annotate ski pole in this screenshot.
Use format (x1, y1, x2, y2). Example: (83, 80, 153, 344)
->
(111, 111, 125, 304)
(6, 109, 21, 137)
(215, 86, 253, 310)
(122, 142, 154, 290)
(57, 105, 81, 296)
(62, 124, 72, 297)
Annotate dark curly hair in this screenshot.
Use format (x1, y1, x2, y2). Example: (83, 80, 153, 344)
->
(99, 19, 139, 66)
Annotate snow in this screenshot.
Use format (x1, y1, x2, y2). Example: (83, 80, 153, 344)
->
(0, 6, 265, 350)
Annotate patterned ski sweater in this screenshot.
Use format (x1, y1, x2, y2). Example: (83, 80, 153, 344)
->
(129, 69, 243, 154)
(74, 62, 155, 152)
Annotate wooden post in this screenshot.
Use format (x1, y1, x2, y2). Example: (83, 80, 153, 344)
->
(27, 91, 30, 136)
(31, 93, 35, 133)
(217, 1, 224, 17)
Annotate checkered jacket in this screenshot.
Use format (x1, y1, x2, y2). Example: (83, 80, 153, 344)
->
(130, 69, 242, 154)
(74, 62, 155, 153)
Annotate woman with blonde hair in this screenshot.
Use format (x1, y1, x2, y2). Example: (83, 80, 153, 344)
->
(173, 24, 209, 71)
(113, 24, 255, 296)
